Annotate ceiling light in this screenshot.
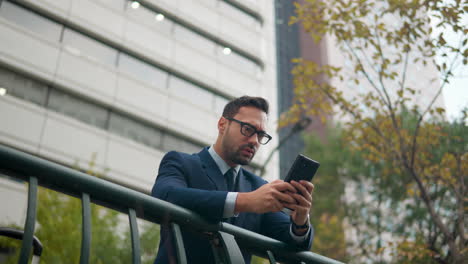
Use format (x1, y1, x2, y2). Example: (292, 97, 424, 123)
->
(0, 87, 7, 96)
(223, 47, 232, 55)
(155, 13, 165, 21)
(131, 1, 140, 9)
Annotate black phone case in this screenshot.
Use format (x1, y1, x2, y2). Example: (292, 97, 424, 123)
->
(284, 154, 320, 182)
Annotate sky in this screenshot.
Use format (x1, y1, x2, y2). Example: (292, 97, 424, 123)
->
(434, 2, 467, 121)
(443, 68, 467, 121)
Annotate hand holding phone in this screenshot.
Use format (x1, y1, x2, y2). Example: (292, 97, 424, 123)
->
(282, 154, 319, 215)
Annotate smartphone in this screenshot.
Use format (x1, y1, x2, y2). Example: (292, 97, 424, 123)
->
(282, 154, 320, 215)
(284, 154, 320, 183)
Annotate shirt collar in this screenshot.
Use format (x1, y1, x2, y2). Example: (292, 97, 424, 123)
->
(208, 146, 241, 175)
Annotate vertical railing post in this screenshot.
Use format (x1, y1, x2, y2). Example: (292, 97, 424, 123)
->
(210, 231, 245, 264)
(266, 250, 276, 264)
(80, 193, 91, 264)
(18, 176, 38, 264)
(170, 223, 187, 264)
(128, 208, 141, 264)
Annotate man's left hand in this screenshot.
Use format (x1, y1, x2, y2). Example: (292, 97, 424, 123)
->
(287, 180, 314, 235)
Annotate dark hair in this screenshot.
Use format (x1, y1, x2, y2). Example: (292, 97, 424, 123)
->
(222, 96, 269, 118)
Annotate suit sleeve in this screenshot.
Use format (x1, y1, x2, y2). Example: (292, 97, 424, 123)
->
(260, 211, 314, 250)
(151, 151, 228, 222)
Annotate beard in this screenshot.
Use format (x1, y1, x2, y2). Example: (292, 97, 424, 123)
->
(221, 124, 257, 165)
(225, 143, 256, 165)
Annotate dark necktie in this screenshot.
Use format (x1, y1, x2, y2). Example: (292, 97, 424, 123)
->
(225, 168, 236, 192)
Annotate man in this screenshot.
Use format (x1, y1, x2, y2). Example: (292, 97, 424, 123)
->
(152, 96, 314, 263)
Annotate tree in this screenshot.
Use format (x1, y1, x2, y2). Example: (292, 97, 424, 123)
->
(280, 0, 467, 263)
(302, 126, 363, 262)
(0, 155, 160, 264)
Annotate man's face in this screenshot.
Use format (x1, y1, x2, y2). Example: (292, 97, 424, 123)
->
(220, 106, 268, 166)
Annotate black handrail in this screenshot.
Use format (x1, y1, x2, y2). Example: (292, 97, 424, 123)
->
(0, 227, 43, 256)
(0, 144, 344, 264)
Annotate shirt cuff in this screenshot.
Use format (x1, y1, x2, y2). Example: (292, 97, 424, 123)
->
(223, 192, 239, 218)
(289, 224, 311, 243)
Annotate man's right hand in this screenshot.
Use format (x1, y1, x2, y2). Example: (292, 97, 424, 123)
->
(235, 180, 297, 214)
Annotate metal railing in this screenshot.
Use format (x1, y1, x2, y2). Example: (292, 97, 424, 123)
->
(0, 144, 343, 264)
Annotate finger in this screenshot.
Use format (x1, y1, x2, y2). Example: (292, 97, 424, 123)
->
(300, 181, 314, 193)
(288, 203, 308, 216)
(292, 193, 311, 207)
(273, 199, 284, 212)
(271, 179, 284, 184)
(274, 182, 297, 193)
(291, 181, 311, 198)
(273, 190, 296, 204)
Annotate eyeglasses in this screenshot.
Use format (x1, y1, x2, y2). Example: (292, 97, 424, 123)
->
(224, 117, 272, 145)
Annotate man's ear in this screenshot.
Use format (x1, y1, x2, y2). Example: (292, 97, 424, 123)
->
(218, 117, 227, 134)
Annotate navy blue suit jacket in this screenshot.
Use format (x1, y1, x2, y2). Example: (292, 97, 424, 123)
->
(151, 147, 313, 263)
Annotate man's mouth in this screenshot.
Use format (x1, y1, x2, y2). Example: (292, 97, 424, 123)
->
(241, 147, 255, 156)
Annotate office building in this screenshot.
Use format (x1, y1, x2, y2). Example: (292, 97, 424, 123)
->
(0, 0, 280, 224)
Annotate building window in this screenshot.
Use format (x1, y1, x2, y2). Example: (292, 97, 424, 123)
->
(0, 67, 48, 106)
(125, 1, 173, 35)
(118, 53, 168, 88)
(0, 62, 205, 155)
(47, 88, 109, 129)
(96, 0, 126, 11)
(173, 24, 216, 55)
(161, 133, 201, 154)
(62, 29, 118, 67)
(168, 76, 214, 109)
(219, 1, 259, 29)
(214, 95, 228, 116)
(0, 0, 62, 41)
(109, 112, 162, 149)
(219, 47, 260, 76)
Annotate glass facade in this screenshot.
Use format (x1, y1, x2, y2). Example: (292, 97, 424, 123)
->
(118, 53, 168, 88)
(0, 0, 255, 103)
(62, 29, 118, 67)
(0, 0, 267, 167)
(0, 66, 204, 154)
(275, 0, 304, 179)
(0, 1, 62, 41)
(0, 67, 48, 106)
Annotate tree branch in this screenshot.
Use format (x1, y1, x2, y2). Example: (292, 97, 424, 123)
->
(343, 40, 390, 109)
(406, 166, 460, 262)
(398, 48, 411, 105)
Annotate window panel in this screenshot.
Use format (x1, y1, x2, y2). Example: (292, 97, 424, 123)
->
(218, 1, 258, 28)
(118, 53, 168, 88)
(0, 67, 48, 106)
(168, 76, 213, 109)
(161, 133, 181, 152)
(180, 140, 202, 154)
(48, 88, 108, 129)
(109, 112, 162, 149)
(214, 96, 228, 116)
(62, 29, 118, 67)
(198, 0, 217, 8)
(97, 0, 126, 11)
(219, 48, 259, 76)
(162, 133, 202, 153)
(0, 0, 62, 41)
(125, 1, 173, 35)
(173, 24, 216, 55)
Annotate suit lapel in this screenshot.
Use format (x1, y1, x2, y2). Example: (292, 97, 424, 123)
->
(198, 147, 227, 191)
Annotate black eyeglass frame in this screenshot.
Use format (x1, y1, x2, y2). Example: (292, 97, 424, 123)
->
(224, 117, 272, 145)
